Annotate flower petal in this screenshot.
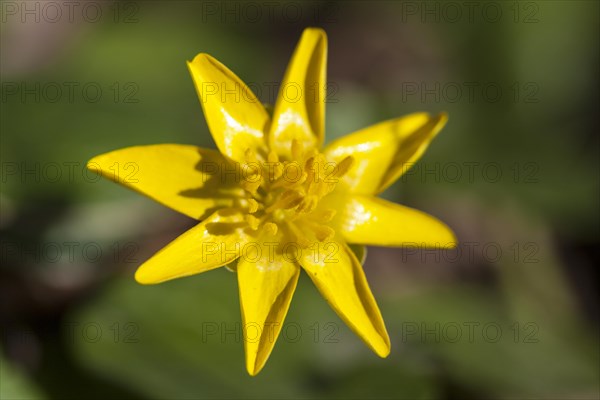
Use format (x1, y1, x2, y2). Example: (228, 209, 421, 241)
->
(300, 239, 390, 357)
(348, 243, 367, 264)
(187, 54, 269, 162)
(329, 193, 457, 248)
(269, 28, 327, 156)
(324, 112, 448, 194)
(237, 240, 300, 376)
(135, 210, 248, 284)
(87, 145, 242, 220)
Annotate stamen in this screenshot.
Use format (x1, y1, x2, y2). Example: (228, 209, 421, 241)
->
(297, 195, 317, 214)
(263, 222, 278, 236)
(266, 190, 304, 213)
(245, 214, 260, 230)
(266, 150, 283, 181)
(307, 209, 337, 222)
(241, 172, 262, 195)
(303, 148, 319, 162)
(235, 143, 347, 251)
(247, 198, 259, 213)
(302, 218, 335, 242)
(270, 163, 306, 190)
(304, 156, 316, 173)
(313, 224, 335, 242)
(333, 156, 354, 178)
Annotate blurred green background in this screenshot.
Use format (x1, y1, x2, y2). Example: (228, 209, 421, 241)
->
(1, 1, 598, 399)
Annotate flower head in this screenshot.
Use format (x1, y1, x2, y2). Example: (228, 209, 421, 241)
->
(88, 28, 456, 376)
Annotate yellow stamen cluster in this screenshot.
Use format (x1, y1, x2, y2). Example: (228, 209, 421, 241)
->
(234, 139, 353, 246)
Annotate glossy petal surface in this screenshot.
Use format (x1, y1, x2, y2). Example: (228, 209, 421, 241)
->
(299, 239, 390, 357)
(135, 210, 249, 284)
(188, 54, 269, 162)
(324, 113, 448, 194)
(237, 240, 300, 376)
(329, 194, 457, 248)
(87, 144, 241, 220)
(269, 28, 327, 157)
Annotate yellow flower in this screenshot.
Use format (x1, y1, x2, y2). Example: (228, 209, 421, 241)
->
(87, 28, 456, 376)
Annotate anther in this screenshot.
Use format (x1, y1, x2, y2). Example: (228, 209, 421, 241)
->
(334, 156, 354, 178)
(313, 224, 335, 242)
(247, 198, 259, 213)
(245, 214, 260, 230)
(308, 209, 337, 222)
(263, 222, 278, 236)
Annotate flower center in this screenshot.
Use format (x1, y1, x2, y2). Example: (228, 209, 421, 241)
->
(234, 139, 353, 246)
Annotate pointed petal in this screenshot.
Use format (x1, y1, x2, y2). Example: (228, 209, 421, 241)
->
(237, 240, 300, 376)
(87, 145, 242, 220)
(330, 194, 457, 248)
(324, 113, 448, 194)
(300, 239, 390, 357)
(188, 53, 269, 162)
(269, 28, 327, 156)
(135, 210, 248, 284)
